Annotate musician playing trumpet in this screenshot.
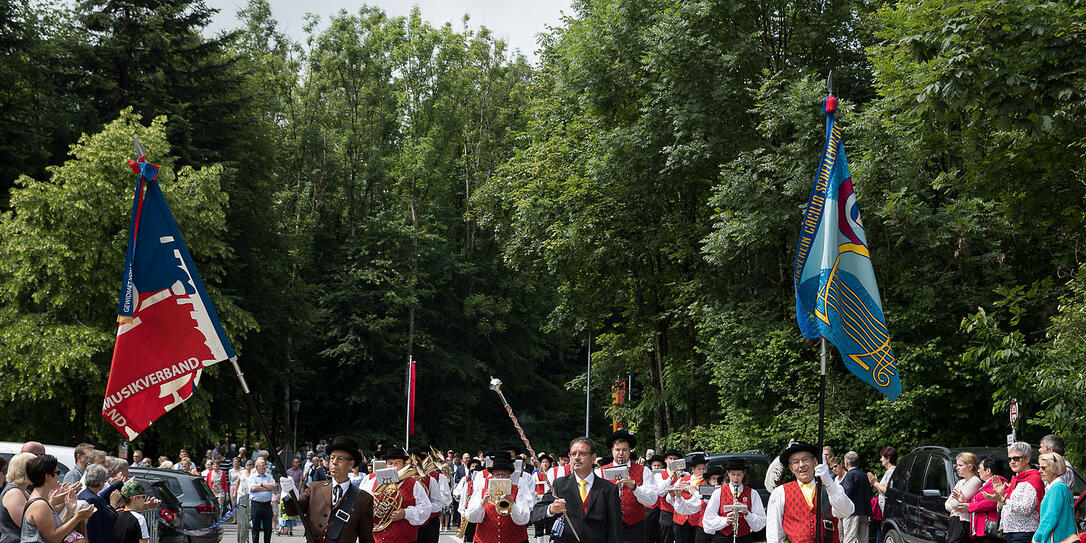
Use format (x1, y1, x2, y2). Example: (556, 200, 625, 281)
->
(466, 452, 533, 543)
(360, 446, 432, 543)
(667, 455, 708, 543)
(702, 458, 766, 543)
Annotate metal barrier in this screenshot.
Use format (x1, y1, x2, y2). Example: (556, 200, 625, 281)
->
(139, 510, 161, 543)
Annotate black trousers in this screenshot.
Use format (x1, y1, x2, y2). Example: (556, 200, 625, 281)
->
(622, 521, 646, 543)
(418, 516, 440, 543)
(250, 501, 273, 543)
(645, 509, 661, 543)
(452, 499, 461, 527)
(710, 533, 750, 543)
(465, 522, 477, 542)
(659, 511, 676, 543)
(675, 523, 697, 543)
(534, 515, 555, 537)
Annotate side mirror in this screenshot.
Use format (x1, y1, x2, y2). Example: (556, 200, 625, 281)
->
(922, 489, 942, 498)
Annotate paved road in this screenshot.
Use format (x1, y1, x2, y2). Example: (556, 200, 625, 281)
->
(220, 522, 463, 543)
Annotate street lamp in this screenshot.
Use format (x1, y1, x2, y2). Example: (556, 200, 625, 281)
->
(291, 399, 301, 454)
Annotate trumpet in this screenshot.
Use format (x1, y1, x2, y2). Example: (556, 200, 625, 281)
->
(491, 489, 513, 516)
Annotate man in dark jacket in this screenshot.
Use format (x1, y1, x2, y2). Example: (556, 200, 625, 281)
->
(839, 451, 872, 543)
(531, 437, 622, 543)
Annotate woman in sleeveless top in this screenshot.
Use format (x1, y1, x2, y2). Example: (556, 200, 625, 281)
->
(21, 455, 95, 543)
(3, 452, 39, 543)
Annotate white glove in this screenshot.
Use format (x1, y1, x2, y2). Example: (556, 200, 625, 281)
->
(279, 477, 298, 501)
(814, 463, 842, 494)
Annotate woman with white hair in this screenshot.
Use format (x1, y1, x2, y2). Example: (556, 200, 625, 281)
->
(987, 442, 1044, 543)
(1033, 453, 1075, 543)
(2, 452, 45, 537)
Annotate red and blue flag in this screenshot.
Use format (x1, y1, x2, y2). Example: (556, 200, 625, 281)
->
(102, 158, 235, 438)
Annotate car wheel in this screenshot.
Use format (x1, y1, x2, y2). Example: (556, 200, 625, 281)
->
(883, 527, 902, 543)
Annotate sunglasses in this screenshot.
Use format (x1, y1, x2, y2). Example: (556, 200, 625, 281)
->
(1008, 455, 1026, 462)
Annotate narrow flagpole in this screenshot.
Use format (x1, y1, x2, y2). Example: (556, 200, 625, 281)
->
(405, 356, 413, 449)
(229, 358, 317, 543)
(814, 73, 833, 543)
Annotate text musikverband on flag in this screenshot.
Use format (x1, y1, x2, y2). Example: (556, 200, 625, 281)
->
(103, 158, 235, 438)
(793, 98, 901, 401)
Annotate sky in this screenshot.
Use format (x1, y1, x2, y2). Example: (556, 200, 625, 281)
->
(203, 0, 575, 63)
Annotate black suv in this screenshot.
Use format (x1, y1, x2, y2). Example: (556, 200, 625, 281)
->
(130, 467, 223, 543)
(881, 446, 1086, 543)
(685, 450, 773, 542)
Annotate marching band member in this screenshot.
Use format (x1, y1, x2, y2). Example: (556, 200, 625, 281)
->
(595, 431, 660, 543)
(466, 452, 534, 543)
(359, 446, 432, 543)
(644, 455, 667, 543)
(547, 452, 571, 485)
(532, 456, 555, 543)
(457, 459, 484, 542)
(667, 455, 707, 543)
(702, 459, 766, 543)
(656, 450, 686, 543)
(765, 442, 853, 543)
(409, 446, 451, 543)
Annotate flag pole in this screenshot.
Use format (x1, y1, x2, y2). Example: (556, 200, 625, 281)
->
(812, 72, 833, 543)
(405, 356, 413, 449)
(229, 357, 318, 543)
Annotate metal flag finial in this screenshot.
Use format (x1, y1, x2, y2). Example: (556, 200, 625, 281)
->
(489, 377, 502, 392)
(133, 137, 147, 158)
(827, 70, 834, 96)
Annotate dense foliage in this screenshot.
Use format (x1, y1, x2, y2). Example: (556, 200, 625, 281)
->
(1, 0, 1084, 465)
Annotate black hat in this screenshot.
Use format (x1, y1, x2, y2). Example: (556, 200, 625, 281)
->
(663, 449, 683, 459)
(407, 445, 427, 458)
(325, 436, 363, 465)
(705, 466, 724, 480)
(647, 454, 665, 466)
(688, 454, 707, 468)
(485, 450, 514, 462)
(606, 430, 637, 451)
(490, 456, 515, 473)
(467, 458, 482, 470)
(538, 454, 554, 463)
(558, 449, 570, 459)
(381, 445, 409, 460)
(722, 457, 748, 471)
(779, 441, 820, 466)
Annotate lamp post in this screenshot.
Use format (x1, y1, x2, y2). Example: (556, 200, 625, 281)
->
(291, 399, 301, 454)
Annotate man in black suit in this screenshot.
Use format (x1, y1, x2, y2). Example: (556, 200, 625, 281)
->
(531, 437, 621, 543)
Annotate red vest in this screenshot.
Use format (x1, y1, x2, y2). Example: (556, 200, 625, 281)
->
(672, 475, 703, 527)
(473, 479, 528, 543)
(374, 477, 420, 543)
(601, 463, 647, 526)
(781, 481, 839, 543)
(549, 465, 571, 482)
(659, 473, 678, 514)
(426, 471, 441, 520)
(719, 485, 752, 537)
(533, 472, 549, 497)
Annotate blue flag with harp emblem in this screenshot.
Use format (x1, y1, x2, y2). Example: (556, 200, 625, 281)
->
(794, 97, 901, 401)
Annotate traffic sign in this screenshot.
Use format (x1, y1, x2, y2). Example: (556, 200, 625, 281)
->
(1010, 399, 1019, 425)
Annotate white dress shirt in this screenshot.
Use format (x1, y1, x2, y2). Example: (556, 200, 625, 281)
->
(702, 484, 767, 534)
(330, 478, 352, 505)
(465, 475, 532, 526)
(594, 463, 659, 507)
(359, 474, 433, 525)
(428, 473, 453, 514)
(766, 479, 854, 543)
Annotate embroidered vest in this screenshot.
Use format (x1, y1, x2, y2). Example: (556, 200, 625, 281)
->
(473, 480, 528, 543)
(426, 471, 441, 520)
(719, 485, 752, 537)
(534, 472, 548, 497)
(781, 481, 839, 543)
(374, 478, 420, 543)
(601, 462, 647, 525)
(659, 473, 678, 515)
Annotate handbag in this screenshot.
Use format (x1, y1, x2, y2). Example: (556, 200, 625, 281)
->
(871, 497, 883, 522)
(984, 518, 1002, 538)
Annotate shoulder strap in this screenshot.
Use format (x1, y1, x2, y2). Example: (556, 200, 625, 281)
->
(325, 484, 361, 543)
(22, 497, 48, 522)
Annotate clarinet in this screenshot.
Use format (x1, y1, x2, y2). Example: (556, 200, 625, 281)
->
(732, 484, 739, 543)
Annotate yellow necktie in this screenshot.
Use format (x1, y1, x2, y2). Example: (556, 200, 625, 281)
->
(579, 479, 588, 501)
(800, 482, 815, 507)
